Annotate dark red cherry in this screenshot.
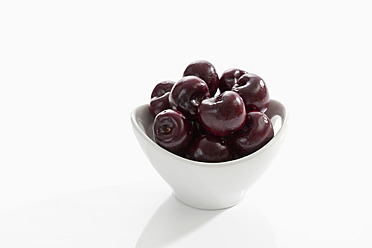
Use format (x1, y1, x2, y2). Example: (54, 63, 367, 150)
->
(198, 91, 246, 137)
(169, 76, 210, 119)
(185, 134, 232, 162)
(232, 73, 270, 113)
(191, 120, 208, 138)
(151, 80, 175, 98)
(219, 68, 247, 93)
(153, 109, 192, 155)
(229, 111, 274, 157)
(183, 60, 219, 96)
(149, 81, 175, 117)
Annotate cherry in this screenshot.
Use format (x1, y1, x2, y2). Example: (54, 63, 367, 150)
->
(153, 109, 192, 155)
(183, 60, 219, 96)
(149, 81, 175, 117)
(198, 91, 246, 137)
(185, 134, 232, 162)
(169, 76, 210, 119)
(151, 80, 175, 98)
(229, 111, 274, 157)
(219, 68, 247, 93)
(149, 61, 275, 162)
(232, 73, 270, 113)
(191, 120, 208, 138)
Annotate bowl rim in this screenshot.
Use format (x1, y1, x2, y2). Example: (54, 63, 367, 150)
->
(131, 99, 288, 168)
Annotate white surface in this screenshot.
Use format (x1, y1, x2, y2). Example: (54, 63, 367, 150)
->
(0, 0, 372, 247)
(131, 100, 287, 209)
(0, 182, 277, 248)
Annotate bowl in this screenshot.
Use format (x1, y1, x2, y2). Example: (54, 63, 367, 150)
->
(131, 99, 288, 210)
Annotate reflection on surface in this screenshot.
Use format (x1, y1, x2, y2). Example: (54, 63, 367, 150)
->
(136, 194, 277, 248)
(0, 183, 277, 248)
(136, 195, 220, 247)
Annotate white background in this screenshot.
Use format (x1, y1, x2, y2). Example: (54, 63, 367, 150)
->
(1, 0, 371, 247)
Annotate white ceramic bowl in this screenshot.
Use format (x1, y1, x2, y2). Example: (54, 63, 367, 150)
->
(131, 99, 288, 210)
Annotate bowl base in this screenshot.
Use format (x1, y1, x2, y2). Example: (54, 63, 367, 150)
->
(172, 192, 244, 210)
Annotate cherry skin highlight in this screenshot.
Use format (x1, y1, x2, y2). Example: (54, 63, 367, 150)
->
(149, 80, 175, 117)
(232, 73, 270, 113)
(219, 68, 247, 93)
(229, 111, 274, 157)
(183, 60, 219, 96)
(151, 80, 175, 98)
(169, 76, 210, 120)
(198, 91, 246, 137)
(153, 109, 192, 155)
(185, 134, 232, 162)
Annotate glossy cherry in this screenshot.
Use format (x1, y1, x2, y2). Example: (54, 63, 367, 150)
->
(169, 76, 210, 119)
(151, 80, 175, 98)
(198, 91, 246, 137)
(219, 68, 247, 93)
(153, 109, 192, 155)
(232, 73, 270, 113)
(229, 111, 274, 157)
(149, 80, 175, 117)
(185, 134, 232, 162)
(183, 60, 219, 96)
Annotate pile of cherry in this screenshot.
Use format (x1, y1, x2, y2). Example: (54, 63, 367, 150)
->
(149, 60, 274, 163)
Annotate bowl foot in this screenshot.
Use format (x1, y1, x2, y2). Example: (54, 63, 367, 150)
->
(172, 192, 244, 210)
